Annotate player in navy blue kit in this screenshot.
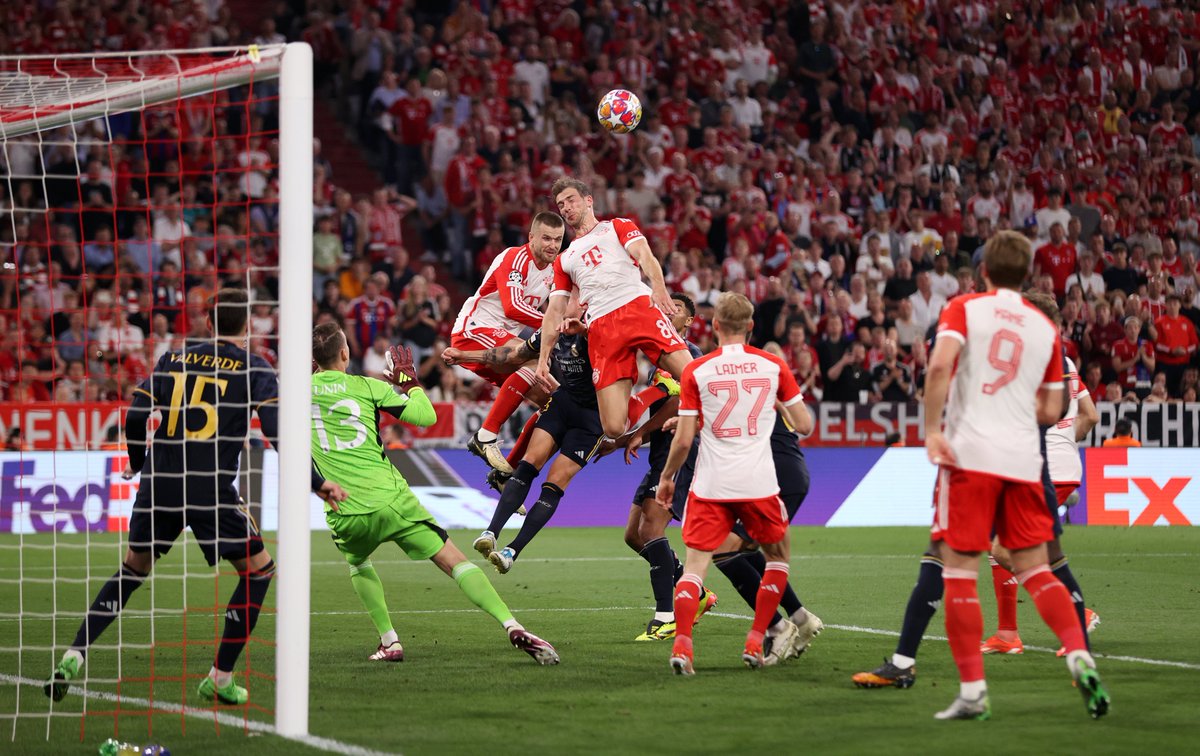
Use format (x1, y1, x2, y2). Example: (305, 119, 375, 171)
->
(46, 289, 345, 706)
(618, 293, 718, 641)
(667, 410, 821, 663)
(445, 316, 605, 573)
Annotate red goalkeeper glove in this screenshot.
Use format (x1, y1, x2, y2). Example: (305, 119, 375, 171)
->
(383, 344, 421, 392)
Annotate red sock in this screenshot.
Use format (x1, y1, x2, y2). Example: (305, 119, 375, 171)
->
(990, 559, 1019, 632)
(748, 562, 789, 647)
(673, 574, 703, 649)
(627, 386, 663, 427)
(1019, 566, 1086, 653)
(943, 569, 985, 683)
(482, 369, 535, 435)
(506, 412, 539, 466)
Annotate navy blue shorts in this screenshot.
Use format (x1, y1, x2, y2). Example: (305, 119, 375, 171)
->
(128, 475, 263, 567)
(535, 389, 604, 468)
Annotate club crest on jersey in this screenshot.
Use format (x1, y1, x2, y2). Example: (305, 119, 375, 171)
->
(592, 368, 601, 384)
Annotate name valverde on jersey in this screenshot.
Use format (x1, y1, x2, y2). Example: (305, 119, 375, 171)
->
(550, 218, 651, 322)
(935, 288, 1063, 483)
(678, 343, 804, 501)
(453, 244, 553, 336)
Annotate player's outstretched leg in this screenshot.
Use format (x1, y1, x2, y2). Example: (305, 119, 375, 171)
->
(724, 548, 822, 664)
(982, 555, 1023, 655)
(852, 552, 942, 689)
(743, 544, 790, 669)
(476, 461, 540, 558)
(432, 541, 558, 665)
(471, 369, 539, 474)
(492, 482, 566, 574)
(46, 556, 150, 701)
(199, 555, 275, 705)
(347, 560, 404, 661)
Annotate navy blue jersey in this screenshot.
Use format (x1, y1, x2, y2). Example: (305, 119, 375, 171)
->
(126, 339, 279, 495)
(527, 330, 596, 408)
(643, 340, 704, 469)
(769, 415, 809, 498)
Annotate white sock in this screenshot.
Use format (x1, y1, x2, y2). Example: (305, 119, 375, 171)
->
(502, 619, 522, 632)
(1065, 649, 1095, 674)
(960, 680, 987, 700)
(791, 608, 809, 625)
(891, 653, 916, 670)
(64, 648, 84, 667)
(381, 630, 399, 647)
(476, 429, 498, 443)
(654, 611, 674, 623)
(209, 666, 232, 687)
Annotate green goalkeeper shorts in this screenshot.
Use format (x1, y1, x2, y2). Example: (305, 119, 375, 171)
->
(326, 493, 449, 564)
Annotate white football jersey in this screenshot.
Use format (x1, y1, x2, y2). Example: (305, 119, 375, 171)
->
(1046, 356, 1084, 484)
(452, 244, 553, 335)
(679, 343, 804, 500)
(936, 289, 1063, 482)
(550, 217, 652, 321)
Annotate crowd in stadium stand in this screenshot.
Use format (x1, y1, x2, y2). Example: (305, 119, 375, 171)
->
(2, 0, 1200, 410)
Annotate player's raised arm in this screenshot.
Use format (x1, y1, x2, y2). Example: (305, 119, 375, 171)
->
(626, 235, 678, 317)
(442, 337, 538, 370)
(537, 294, 568, 391)
(379, 344, 437, 427)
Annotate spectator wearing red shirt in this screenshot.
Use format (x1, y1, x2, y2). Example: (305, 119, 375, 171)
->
(1154, 294, 1199, 395)
(1085, 300, 1125, 382)
(1034, 222, 1077, 298)
(389, 78, 432, 194)
(444, 135, 485, 277)
(1111, 316, 1156, 391)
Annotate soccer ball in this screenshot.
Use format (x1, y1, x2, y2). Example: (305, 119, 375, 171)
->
(597, 89, 642, 134)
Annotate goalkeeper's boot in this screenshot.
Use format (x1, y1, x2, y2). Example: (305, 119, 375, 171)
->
(197, 675, 249, 705)
(634, 618, 676, 641)
(468, 432, 513, 474)
(981, 634, 1024, 655)
(369, 641, 405, 662)
(44, 650, 83, 702)
(1068, 651, 1110, 719)
(789, 609, 824, 657)
(473, 531, 496, 559)
(693, 588, 718, 624)
(934, 692, 991, 721)
(852, 658, 917, 689)
(509, 628, 559, 665)
(489, 547, 516, 574)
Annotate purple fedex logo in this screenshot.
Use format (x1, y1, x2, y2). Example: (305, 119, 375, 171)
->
(0, 457, 122, 534)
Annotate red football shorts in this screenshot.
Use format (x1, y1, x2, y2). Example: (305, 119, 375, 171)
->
(587, 296, 687, 390)
(1053, 483, 1078, 506)
(930, 467, 1056, 552)
(451, 328, 523, 386)
(682, 492, 789, 552)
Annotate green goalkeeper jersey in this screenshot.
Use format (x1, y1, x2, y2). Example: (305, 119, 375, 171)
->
(310, 370, 437, 516)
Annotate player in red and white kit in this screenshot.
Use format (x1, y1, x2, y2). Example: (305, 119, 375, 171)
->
(654, 293, 813, 674)
(924, 231, 1108, 720)
(448, 212, 565, 473)
(539, 177, 692, 441)
(983, 295, 1102, 657)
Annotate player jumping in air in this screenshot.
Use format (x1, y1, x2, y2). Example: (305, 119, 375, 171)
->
(310, 323, 558, 665)
(452, 212, 566, 473)
(915, 231, 1107, 720)
(655, 293, 811, 674)
(853, 291, 1101, 690)
(983, 292, 1101, 656)
(538, 177, 692, 442)
(45, 290, 346, 705)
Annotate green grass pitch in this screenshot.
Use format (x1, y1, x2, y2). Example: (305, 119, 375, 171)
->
(1, 526, 1197, 755)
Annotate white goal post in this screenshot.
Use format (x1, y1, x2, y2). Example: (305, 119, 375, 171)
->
(0, 42, 313, 738)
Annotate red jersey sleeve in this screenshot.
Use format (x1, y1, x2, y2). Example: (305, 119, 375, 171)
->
(495, 247, 545, 329)
(1043, 333, 1065, 389)
(936, 295, 967, 343)
(611, 217, 646, 255)
(551, 254, 572, 295)
(771, 354, 804, 406)
(678, 362, 701, 417)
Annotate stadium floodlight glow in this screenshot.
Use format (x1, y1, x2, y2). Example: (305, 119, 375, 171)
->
(0, 42, 314, 742)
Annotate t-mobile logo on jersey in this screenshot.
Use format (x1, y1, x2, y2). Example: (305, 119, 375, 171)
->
(1085, 447, 1194, 526)
(581, 246, 603, 268)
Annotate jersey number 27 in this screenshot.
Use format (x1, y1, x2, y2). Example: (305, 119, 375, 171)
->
(708, 378, 773, 437)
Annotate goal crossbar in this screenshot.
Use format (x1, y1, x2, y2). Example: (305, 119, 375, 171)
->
(0, 45, 284, 139)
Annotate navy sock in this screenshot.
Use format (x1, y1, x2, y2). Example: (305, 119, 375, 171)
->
(215, 560, 275, 673)
(1052, 557, 1090, 651)
(508, 483, 563, 556)
(486, 461, 538, 537)
(895, 556, 943, 660)
(72, 563, 148, 654)
(743, 549, 803, 616)
(640, 537, 677, 613)
(715, 552, 784, 628)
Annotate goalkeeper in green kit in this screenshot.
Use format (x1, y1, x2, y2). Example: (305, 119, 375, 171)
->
(310, 322, 559, 664)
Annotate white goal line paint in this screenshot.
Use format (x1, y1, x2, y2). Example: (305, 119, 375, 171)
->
(0, 673, 396, 756)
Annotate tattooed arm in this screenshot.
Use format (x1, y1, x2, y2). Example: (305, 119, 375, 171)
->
(441, 337, 538, 369)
